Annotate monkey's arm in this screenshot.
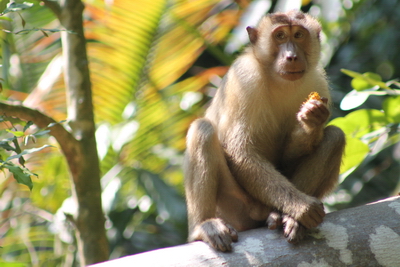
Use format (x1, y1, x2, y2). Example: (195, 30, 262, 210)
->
(283, 99, 330, 162)
(231, 153, 325, 229)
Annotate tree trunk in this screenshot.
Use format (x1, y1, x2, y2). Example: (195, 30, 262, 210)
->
(58, 0, 109, 265)
(90, 196, 400, 267)
(1, 0, 109, 265)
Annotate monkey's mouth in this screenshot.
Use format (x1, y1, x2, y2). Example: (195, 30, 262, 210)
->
(285, 70, 305, 75)
(280, 70, 305, 81)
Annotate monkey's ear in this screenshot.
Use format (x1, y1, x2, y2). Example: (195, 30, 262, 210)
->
(246, 26, 258, 44)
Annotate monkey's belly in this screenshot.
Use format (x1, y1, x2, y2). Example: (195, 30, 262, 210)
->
(216, 189, 270, 231)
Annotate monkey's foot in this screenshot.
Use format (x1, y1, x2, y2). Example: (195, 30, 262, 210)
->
(266, 210, 283, 230)
(191, 218, 238, 252)
(282, 215, 307, 244)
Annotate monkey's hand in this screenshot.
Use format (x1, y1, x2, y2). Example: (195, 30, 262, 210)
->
(294, 197, 325, 229)
(297, 98, 330, 130)
(282, 215, 308, 244)
(191, 218, 238, 252)
(267, 211, 309, 243)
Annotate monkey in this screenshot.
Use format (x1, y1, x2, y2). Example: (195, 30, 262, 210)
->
(184, 10, 345, 252)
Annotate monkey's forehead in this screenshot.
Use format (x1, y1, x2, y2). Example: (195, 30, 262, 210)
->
(271, 24, 307, 31)
(262, 11, 321, 34)
(269, 11, 307, 25)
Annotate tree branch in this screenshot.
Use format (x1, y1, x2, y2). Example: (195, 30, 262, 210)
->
(90, 196, 400, 267)
(42, 0, 62, 20)
(0, 101, 77, 155)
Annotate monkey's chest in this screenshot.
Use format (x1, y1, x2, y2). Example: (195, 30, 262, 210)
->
(252, 114, 296, 162)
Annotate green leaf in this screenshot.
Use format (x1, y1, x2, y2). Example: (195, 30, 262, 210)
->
(6, 129, 25, 137)
(6, 145, 53, 161)
(383, 95, 400, 123)
(6, 164, 34, 190)
(0, 140, 16, 151)
(364, 72, 382, 82)
(0, 262, 28, 267)
(23, 120, 34, 132)
(340, 89, 370, 110)
(340, 137, 369, 177)
(0, 0, 9, 14)
(341, 69, 390, 90)
(24, 134, 37, 146)
(2, 1, 34, 15)
(351, 77, 373, 91)
(341, 69, 364, 79)
(329, 109, 388, 139)
(0, 16, 12, 21)
(33, 129, 50, 137)
(329, 108, 392, 178)
(48, 120, 66, 128)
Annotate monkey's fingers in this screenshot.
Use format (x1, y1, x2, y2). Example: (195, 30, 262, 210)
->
(320, 96, 328, 104)
(304, 204, 325, 229)
(267, 210, 283, 230)
(298, 100, 330, 126)
(296, 198, 325, 229)
(282, 215, 307, 244)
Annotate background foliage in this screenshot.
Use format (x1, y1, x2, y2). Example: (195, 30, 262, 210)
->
(0, 0, 399, 266)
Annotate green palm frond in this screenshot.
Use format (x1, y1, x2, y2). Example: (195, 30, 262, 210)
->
(88, 0, 168, 125)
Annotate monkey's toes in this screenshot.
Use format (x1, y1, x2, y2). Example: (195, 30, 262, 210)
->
(198, 218, 238, 252)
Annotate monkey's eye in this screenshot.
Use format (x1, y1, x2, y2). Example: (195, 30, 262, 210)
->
(294, 31, 304, 39)
(275, 31, 286, 40)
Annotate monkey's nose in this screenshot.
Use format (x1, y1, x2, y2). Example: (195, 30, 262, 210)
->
(286, 53, 298, 61)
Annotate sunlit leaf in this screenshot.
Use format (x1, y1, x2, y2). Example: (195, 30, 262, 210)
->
(340, 137, 369, 176)
(0, 262, 28, 267)
(383, 95, 400, 123)
(88, 0, 167, 125)
(329, 109, 388, 139)
(340, 89, 370, 110)
(351, 77, 372, 91)
(341, 69, 390, 90)
(6, 130, 25, 137)
(0, 16, 12, 21)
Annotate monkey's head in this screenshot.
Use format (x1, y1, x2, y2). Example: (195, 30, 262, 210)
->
(246, 10, 322, 82)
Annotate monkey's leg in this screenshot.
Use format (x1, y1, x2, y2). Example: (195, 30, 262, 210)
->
(281, 125, 345, 243)
(184, 118, 238, 252)
(290, 125, 345, 198)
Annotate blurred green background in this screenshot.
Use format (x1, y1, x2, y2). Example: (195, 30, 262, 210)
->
(1, 0, 400, 266)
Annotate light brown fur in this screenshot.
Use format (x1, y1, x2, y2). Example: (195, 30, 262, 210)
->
(184, 10, 345, 252)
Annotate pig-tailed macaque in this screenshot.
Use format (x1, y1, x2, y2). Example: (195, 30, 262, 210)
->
(184, 10, 345, 252)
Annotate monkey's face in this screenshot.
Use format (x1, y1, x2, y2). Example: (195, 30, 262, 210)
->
(272, 25, 309, 81)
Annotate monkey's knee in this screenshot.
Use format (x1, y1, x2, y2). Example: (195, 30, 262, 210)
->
(324, 125, 346, 149)
(186, 118, 218, 150)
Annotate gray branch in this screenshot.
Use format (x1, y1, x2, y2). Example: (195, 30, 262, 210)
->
(91, 196, 400, 267)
